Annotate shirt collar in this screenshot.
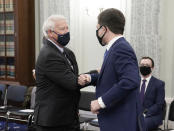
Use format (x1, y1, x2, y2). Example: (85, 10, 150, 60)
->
(106, 35, 123, 51)
(141, 75, 152, 82)
(48, 38, 64, 53)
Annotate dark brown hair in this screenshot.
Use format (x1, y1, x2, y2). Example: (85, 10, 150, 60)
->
(140, 57, 154, 68)
(98, 8, 125, 34)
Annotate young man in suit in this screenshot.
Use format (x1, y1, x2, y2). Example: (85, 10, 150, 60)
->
(34, 15, 81, 131)
(139, 57, 165, 131)
(79, 8, 145, 131)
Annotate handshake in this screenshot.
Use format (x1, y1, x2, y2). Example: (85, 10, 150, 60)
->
(78, 74, 91, 86)
(78, 69, 100, 86)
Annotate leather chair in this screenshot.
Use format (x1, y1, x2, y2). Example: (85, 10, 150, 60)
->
(166, 100, 174, 130)
(79, 91, 96, 130)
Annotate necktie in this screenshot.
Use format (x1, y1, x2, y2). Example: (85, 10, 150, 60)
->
(63, 52, 74, 70)
(140, 79, 146, 103)
(104, 50, 108, 60)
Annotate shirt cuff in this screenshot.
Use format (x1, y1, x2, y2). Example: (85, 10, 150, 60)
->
(143, 113, 146, 118)
(98, 97, 106, 108)
(88, 74, 91, 83)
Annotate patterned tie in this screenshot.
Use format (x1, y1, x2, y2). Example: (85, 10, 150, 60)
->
(63, 52, 74, 70)
(140, 79, 146, 103)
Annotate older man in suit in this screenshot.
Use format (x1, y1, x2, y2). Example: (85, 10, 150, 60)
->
(139, 57, 165, 131)
(79, 8, 145, 131)
(34, 15, 81, 131)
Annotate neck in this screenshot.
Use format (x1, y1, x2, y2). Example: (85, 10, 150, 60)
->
(142, 74, 151, 79)
(106, 33, 122, 45)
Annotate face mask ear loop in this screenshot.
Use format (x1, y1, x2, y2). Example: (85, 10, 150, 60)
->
(51, 31, 59, 42)
(97, 25, 107, 37)
(101, 26, 107, 38)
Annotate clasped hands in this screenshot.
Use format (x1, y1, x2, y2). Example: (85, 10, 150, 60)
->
(78, 74, 91, 86)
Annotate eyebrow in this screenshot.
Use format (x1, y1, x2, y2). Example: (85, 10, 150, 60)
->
(140, 64, 152, 67)
(57, 26, 68, 29)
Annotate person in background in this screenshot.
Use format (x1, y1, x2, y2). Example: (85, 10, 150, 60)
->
(139, 56, 165, 131)
(22, 69, 36, 109)
(34, 14, 82, 131)
(78, 8, 145, 131)
(30, 69, 36, 109)
(32, 69, 36, 80)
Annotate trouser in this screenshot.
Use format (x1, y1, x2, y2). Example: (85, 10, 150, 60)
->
(145, 117, 160, 131)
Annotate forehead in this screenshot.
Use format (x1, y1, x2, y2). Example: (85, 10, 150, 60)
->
(140, 59, 152, 65)
(54, 19, 68, 27)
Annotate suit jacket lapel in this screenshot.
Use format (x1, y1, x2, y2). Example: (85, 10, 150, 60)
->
(98, 49, 111, 81)
(144, 76, 154, 99)
(47, 39, 63, 54)
(64, 49, 76, 73)
(47, 40, 76, 73)
(98, 38, 122, 81)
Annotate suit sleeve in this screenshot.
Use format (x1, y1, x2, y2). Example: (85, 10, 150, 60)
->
(102, 48, 140, 107)
(90, 73, 99, 86)
(80, 70, 99, 88)
(45, 53, 79, 91)
(146, 81, 165, 117)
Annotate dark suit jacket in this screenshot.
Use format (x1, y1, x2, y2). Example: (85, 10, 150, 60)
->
(143, 76, 165, 126)
(34, 39, 80, 127)
(90, 37, 142, 131)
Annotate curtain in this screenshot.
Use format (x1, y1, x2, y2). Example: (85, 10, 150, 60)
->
(39, 0, 70, 47)
(130, 0, 161, 76)
(36, 0, 161, 91)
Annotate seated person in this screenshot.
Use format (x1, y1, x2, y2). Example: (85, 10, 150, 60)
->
(30, 69, 36, 109)
(23, 69, 36, 108)
(139, 56, 165, 131)
(0, 90, 2, 105)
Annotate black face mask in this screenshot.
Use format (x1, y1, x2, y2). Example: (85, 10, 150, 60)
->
(140, 66, 151, 76)
(96, 25, 107, 46)
(53, 31, 70, 46)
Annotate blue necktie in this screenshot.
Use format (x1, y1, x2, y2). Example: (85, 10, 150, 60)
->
(104, 50, 108, 60)
(140, 79, 146, 103)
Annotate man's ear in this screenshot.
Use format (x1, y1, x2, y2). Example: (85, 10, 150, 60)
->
(47, 29, 53, 37)
(103, 26, 108, 31)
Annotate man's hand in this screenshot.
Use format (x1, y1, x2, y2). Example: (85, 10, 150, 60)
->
(91, 100, 101, 114)
(78, 74, 91, 86)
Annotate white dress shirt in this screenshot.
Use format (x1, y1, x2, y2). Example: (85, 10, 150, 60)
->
(106, 35, 123, 51)
(140, 75, 152, 93)
(48, 38, 64, 53)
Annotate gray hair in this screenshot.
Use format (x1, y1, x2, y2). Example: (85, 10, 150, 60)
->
(42, 15, 67, 38)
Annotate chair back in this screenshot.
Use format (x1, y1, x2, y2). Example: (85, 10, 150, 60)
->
(168, 100, 174, 121)
(0, 84, 5, 105)
(163, 100, 167, 120)
(0, 84, 5, 98)
(79, 91, 95, 111)
(7, 85, 27, 107)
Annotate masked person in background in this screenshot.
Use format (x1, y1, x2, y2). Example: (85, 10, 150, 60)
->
(139, 57, 165, 131)
(34, 15, 82, 131)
